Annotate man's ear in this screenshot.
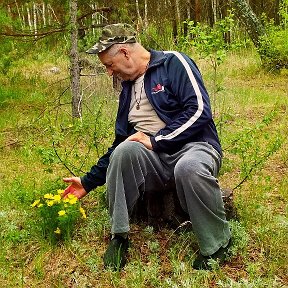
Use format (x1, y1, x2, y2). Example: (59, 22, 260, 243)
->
(120, 47, 129, 59)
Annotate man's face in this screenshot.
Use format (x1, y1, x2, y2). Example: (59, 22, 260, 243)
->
(98, 47, 134, 81)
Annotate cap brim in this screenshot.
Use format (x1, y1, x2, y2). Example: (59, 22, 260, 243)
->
(85, 43, 113, 54)
(86, 36, 136, 54)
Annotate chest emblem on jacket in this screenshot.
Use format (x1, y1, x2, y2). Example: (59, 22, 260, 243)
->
(152, 83, 165, 94)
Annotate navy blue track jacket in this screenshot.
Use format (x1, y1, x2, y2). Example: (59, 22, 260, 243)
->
(81, 50, 222, 193)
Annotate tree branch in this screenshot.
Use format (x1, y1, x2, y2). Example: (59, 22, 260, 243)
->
(0, 6, 111, 38)
(53, 141, 76, 176)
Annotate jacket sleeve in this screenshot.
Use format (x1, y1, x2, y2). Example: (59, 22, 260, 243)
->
(150, 52, 213, 154)
(80, 134, 126, 193)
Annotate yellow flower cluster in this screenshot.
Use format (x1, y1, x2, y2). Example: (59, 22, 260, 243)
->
(63, 194, 78, 205)
(31, 190, 80, 208)
(31, 189, 87, 237)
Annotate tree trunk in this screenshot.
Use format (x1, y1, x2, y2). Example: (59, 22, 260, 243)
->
(144, 0, 148, 27)
(70, 0, 82, 119)
(232, 0, 265, 48)
(175, 0, 181, 29)
(186, 0, 191, 20)
(33, 2, 37, 38)
(26, 4, 32, 32)
(42, 2, 46, 28)
(274, 0, 280, 25)
(211, 0, 218, 24)
(135, 0, 143, 28)
(131, 185, 237, 230)
(194, 0, 201, 22)
(14, 0, 24, 29)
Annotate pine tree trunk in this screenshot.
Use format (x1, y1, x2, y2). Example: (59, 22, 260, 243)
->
(195, 0, 201, 22)
(70, 0, 82, 119)
(274, 0, 280, 25)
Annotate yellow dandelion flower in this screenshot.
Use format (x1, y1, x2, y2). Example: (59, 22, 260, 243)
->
(54, 227, 61, 234)
(67, 194, 77, 199)
(31, 199, 40, 207)
(53, 194, 61, 202)
(44, 193, 54, 199)
(57, 189, 64, 195)
(58, 210, 66, 216)
(79, 207, 87, 219)
(46, 200, 54, 206)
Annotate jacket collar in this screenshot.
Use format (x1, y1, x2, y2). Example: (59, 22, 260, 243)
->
(148, 50, 166, 69)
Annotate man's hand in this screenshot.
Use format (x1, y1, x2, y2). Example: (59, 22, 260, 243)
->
(62, 177, 88, 199)
(126, 131, 153, 150)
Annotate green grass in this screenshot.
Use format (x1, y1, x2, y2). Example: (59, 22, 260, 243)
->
(0, 48, 287, 287)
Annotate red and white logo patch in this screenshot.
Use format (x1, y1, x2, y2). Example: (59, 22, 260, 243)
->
(152, 83, 164, 94)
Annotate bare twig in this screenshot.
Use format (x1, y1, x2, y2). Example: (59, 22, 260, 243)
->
(52, 141, 76, 176)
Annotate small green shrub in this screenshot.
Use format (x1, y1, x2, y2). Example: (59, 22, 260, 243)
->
(259, 29, 288, 70)
(258, 4, 288, 71)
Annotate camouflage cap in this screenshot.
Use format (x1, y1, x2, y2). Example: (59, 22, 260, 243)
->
(86, 23, 137, 54)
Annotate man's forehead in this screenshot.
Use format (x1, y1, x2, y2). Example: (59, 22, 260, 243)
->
(98, 50, 111, 61)
(98, 50, 117, 66)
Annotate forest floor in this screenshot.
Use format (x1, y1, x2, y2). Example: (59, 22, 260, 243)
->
(0, 48, 287, 287)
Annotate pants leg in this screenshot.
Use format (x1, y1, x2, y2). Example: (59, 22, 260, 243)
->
(173, 142, 231, 256)
(106, 141, 168, 234)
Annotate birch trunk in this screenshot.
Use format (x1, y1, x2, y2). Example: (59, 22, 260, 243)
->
(48, 4, 60, 24)
(70, 0, 82, 119)
(232, 0, 265, 48)
(42, 2, 46, 27)
(175, 0, 181, 27)
(186, 0, 191, 20)
(135, 0, 143, 27)
(144, 0, 148, 27)
(33, 2, 37, 38)
(14, 1, 24, 29)
(211, 0, 218, 24)
(26, 4, 32, 32)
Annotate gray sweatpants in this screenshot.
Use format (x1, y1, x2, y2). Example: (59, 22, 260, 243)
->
(106, 140, 231, 256)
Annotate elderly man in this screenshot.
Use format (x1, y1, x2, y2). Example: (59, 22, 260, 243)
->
(63, 23, 231, 271)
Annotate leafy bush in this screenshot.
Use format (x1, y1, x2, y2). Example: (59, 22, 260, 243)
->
(258, 2, 288, 71)
(259, 28, 288, 71)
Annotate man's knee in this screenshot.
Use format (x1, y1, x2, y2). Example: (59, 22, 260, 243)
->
(174, 158, 205, 182)
(111, 141, 143, 161)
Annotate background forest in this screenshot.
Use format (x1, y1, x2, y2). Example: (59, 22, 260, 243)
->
(0, 0, 287, 287)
